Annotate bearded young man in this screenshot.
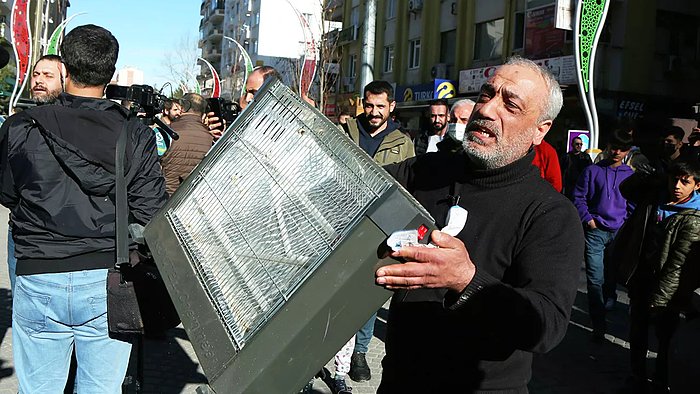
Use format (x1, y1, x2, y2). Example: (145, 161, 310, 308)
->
(374, 57, 583, 393)
(414, 99, 449, 155)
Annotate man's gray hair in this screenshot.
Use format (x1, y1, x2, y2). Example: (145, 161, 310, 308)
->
(451, 98, 475, 110)
(504, 56, 563, 123)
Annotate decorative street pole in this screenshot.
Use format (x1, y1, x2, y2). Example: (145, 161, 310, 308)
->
(574, 0, 610, 152)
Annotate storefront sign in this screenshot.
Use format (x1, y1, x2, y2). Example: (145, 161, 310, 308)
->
(526, 5, 566, 59)
(555, 0, 574, 30)
(434, 79, 457, 99)
(458, 66, 498, 94)
(396, 83, 434, 103)
(532, 55, 577, 85)
(617, 99, 645, 119)
(458, 55, 575, 94)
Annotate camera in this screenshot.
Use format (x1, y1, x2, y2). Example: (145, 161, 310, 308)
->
(105, 84, 178, 140)
(106, 84, 164, 118)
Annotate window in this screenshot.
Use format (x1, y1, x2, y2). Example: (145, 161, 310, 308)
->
(351, 6, 360, 27)
(474, 19, 504, 60)
(386, 0, 397, 19)
(383, 45, 394, 73)
(440, 30, 456, 66)
(349, 54, 357, 77)
(513, 12, 525, 51)
(408, 39, 421, 69)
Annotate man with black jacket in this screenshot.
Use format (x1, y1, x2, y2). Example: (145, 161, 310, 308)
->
(0, 25, 166, 392)
(375, 57, 583, 393)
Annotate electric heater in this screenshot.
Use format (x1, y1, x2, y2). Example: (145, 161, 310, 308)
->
(144, 78, 434, 393)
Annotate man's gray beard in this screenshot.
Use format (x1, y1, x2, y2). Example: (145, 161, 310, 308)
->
(462, 121, 534, 169)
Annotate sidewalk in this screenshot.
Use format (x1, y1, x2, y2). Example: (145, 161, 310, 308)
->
(0, 204, 638, 393)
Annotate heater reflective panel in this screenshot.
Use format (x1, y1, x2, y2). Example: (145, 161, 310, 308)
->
(145, 78, 433, 393)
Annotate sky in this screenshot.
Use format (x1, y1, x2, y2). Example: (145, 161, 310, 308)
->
(66, 0, 201, 91)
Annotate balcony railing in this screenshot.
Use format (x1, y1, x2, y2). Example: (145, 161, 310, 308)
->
(338, 26, 357, 45)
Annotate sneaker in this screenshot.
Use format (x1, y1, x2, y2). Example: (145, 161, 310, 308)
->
(349, 352, 371, 382)
(330, 376, 352, 394)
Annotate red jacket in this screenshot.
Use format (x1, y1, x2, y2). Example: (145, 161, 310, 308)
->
(533, 140, 562, 192)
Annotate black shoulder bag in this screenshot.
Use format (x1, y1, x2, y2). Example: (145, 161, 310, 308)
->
(107, 116, 180, 335)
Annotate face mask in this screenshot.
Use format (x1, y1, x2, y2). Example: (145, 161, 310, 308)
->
(447, 123, 466, 142)
(662, 143, 677, 155)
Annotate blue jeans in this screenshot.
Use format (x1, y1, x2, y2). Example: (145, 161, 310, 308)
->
(355, 312, 376, 353)
(7, 227, 16, 293)
(13, 269, 131, 393)
(584, 227, 617, 333)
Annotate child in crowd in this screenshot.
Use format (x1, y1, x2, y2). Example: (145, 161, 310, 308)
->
(619, 160, 700, 393)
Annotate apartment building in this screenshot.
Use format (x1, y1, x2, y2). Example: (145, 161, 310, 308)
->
(200, 0, 339, 100)
(337, 0, 700, 151)
(199, 0, 226, 96)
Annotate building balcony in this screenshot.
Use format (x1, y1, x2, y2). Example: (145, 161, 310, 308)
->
(338, 26, 358, 45)
(207, 27, 223, 40)
(208, 8, 225, 23)
(203, 47, 222, 63)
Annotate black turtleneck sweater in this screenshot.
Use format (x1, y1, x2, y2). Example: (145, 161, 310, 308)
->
(379, 150, 584, 393)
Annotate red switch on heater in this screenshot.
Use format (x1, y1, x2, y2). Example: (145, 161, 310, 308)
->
(417, 225, 429, 241)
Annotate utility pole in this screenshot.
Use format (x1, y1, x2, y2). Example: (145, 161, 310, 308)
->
(359, 0, 376, 92)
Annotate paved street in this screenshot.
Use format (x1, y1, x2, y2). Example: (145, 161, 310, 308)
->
(0, 206, 640, 393)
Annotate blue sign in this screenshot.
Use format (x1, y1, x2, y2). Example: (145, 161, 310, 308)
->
(396, 80, 458, 102)
(396, 83, 433, 102)
(434, 79, 457, 99)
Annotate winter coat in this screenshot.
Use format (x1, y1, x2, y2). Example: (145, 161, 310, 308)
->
(0, 93, 167, 274)
(343, 116, 415, 165)
(649, 209, 700, 310)
(160, 113, 213, 196)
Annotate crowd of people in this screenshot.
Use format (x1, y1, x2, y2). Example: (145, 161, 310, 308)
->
(0, 22, 699, 394)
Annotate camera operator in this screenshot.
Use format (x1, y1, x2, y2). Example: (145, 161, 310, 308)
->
(0, 24, 167, 392)
(161, 92, 213, 196)
(162, 97, 182, 125)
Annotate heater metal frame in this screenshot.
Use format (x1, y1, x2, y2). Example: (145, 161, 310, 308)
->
(145, 78, 434, 393)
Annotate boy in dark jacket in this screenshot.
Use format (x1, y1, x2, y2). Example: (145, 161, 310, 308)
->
(573, 130, 635, 341)
(620, 161, 700, 393)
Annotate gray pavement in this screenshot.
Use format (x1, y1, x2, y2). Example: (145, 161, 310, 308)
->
(0, 205, 642, 393)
